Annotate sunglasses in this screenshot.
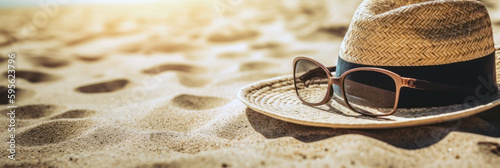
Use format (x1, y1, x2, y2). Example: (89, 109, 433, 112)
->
(293, 57, 475, 116)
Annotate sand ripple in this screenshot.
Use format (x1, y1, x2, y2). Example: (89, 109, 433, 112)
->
(17, 119, 93, 146)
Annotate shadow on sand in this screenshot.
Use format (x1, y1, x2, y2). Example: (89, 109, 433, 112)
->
(246, 105, 500, 149)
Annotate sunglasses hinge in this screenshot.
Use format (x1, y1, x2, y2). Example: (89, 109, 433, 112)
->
(402, 78, 416, 88)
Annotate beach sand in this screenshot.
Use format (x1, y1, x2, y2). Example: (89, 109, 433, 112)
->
(0, 0, 500, 167)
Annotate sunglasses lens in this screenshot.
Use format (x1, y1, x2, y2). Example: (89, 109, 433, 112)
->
(294, 59, 330, 104)
(343, 71, 396, 115)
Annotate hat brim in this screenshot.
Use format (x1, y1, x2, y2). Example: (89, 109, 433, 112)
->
(238, 75, 500, 129)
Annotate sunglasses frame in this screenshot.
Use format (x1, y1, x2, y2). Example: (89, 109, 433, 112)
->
(293, 56, 418, 116)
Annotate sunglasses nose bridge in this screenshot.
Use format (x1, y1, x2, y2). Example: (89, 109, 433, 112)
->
(329, 77, 341, 85)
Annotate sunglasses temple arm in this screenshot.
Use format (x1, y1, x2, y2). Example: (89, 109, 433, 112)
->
(300, 66, 337, 80)
(327, 66, 336, 76)
(327, 66, 336, 72)
(408, 79, 476, 94)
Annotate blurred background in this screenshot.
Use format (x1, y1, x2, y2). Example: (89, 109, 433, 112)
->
(0, 0, 500, 104)
(0, 0, 363, 68)
(1, 0, 499, 67)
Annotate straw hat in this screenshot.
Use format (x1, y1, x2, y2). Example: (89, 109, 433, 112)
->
(238, 0, 500, 128)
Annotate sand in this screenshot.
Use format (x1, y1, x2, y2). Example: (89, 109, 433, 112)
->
(0, 0, 499, 167)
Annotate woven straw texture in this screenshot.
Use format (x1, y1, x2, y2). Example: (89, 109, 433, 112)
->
(238, 77, 500, 129)
(237, 48, 500, 129)
(339, 0, 495, 66)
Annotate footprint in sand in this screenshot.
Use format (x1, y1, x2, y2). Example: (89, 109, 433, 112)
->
(75, 53, 105, 62)
(205, 23, 259, 43)
(75, 79, 129, 93)
(250, 42, 282, 50)
(171, 94, 230, 110)
(4, 70, 59, 83)
(0, 104, 96, 120)
(239, 61, 279, 71)
(216, 52, 249, 59)
(142, 64, 210, 87)
(142, 63, 207, 75)
(0, 104, 63, 119)
(177, 74, 211, 87)
(131, 94, 230, 131)
(318, 26, 349, 37)
(0, 56, 7, 63)
(17, 119, 94, 146)
(0, 86, 35, 105)
(29, 56, 70, 68)
(142, 37, 195, 54)
(50, 109, 97, 120)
